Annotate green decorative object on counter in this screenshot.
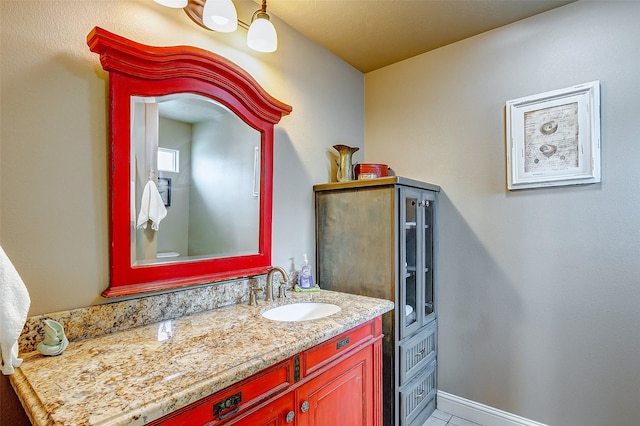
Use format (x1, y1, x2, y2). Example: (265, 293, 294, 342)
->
(36, 319, 69, 356)
(294, 283, 321, 292)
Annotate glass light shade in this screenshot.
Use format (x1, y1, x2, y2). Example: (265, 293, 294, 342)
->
(202, 0, 238, 33)
(154, 0, 188, 8)
(247, 16, 278, 53)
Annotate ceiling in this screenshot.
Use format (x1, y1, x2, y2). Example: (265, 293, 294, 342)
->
(260, 0, 575, 73)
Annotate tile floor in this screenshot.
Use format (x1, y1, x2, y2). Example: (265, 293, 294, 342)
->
(423, 409, 483, 426)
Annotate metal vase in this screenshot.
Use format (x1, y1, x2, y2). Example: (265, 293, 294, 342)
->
(333, 144, 359, 182)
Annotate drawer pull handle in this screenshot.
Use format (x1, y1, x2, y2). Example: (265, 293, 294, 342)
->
(336, 336, 350, 350)
(415, 349, 426, 358)
(300, 400, 310, 413)
(294, 354, 301, 382)
(213, 392, 242, 420)
(286, 411, 295, 423)
(416, 389, 425, 400)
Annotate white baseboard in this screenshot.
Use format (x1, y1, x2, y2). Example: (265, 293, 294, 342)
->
(436, 391, 549, 426)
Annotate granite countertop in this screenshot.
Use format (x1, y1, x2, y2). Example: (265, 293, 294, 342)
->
(11, 290, 393, 426)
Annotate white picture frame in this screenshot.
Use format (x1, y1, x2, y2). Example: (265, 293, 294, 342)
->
(505, 81, 601, 190)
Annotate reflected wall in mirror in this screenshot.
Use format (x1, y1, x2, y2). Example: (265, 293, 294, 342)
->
(88, 27, 291, 297)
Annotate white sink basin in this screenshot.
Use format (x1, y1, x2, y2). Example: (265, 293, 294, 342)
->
(262, 302, 341, 322)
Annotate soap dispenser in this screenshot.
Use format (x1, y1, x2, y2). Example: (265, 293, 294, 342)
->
(299, 254, 314, 289)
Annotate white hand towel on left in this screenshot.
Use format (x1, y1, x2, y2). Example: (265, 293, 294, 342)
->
(136, 180, 168, 231)
(0, 245, 31, 375)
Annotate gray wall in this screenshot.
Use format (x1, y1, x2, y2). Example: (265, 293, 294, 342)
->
(365, 2, 640, 425)
(157, 117, 191, 257)
(188, 116, 259, 256)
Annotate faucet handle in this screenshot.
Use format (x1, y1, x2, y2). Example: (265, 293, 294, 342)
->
(249, 287, 263, 306)
(278, 283, 288, 299)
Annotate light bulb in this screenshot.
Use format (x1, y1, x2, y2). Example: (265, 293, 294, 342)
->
(202, 0, 238, 33)
(154, 0, 188, 8)
(247, 15, 277, 53)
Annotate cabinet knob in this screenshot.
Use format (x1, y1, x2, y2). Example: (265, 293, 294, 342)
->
(419, 200, 430, 207)
(300, 400, 310, 413)
(286, 410, 295, 423)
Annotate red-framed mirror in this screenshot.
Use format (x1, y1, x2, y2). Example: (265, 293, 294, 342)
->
(88, 27, 291, 297)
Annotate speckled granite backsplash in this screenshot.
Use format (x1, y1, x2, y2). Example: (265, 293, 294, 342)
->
(19, 276, 264, 354)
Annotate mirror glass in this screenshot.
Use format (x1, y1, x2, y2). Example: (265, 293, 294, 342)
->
(131, 94, 261, 265)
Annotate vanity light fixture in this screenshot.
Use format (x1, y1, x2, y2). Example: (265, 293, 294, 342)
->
(202, 0, 238, 33)
(247, 0, 277, 52)
(155, 0, 277, 52)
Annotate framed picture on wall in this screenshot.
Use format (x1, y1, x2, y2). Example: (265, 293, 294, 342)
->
(505, 81, 601, 190)
(158, 177, 171, 207)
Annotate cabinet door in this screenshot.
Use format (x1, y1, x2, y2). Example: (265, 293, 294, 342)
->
(225, 392, 295, 426)
(399, 187, 436, 339)
(297, 346, 373, 426)
(419, 190, 436, 326)
(399, 187, 422, 339)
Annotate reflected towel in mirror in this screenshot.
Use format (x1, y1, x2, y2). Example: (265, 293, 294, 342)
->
(137, 180, 168, 231)
(0, 245, 31, 375)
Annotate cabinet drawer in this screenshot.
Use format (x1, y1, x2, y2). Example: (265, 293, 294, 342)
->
(302, 319, 377, 376)
(399, 360, 436, 426)
(399, 320, 436, 385)
(152, 358, 293, 425)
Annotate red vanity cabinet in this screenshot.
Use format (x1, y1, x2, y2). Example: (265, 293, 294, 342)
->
(152, 317, 383, 426)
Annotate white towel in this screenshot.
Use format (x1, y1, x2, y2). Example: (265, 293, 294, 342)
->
(0, 246, 31, 375)
(136, 180, 167, 231)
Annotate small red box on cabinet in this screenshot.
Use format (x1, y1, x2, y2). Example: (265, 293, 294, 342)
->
(355, 163, 389, 180)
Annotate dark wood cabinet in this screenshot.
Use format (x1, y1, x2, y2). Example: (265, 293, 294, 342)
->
(314, 177, 440, 426)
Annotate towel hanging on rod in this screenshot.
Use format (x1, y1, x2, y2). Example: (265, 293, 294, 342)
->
(136, 179, 167, 231)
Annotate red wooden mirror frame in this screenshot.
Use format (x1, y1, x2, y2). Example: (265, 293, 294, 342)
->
(88, 27, 291, 297)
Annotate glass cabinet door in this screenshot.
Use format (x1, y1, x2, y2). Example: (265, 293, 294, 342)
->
(399, 187, 436, 339)
(400, 188, 421, 339)
(421, 193, 435, 324)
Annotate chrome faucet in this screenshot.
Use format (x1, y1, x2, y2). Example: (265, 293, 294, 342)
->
(266, 266, 289, 301)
